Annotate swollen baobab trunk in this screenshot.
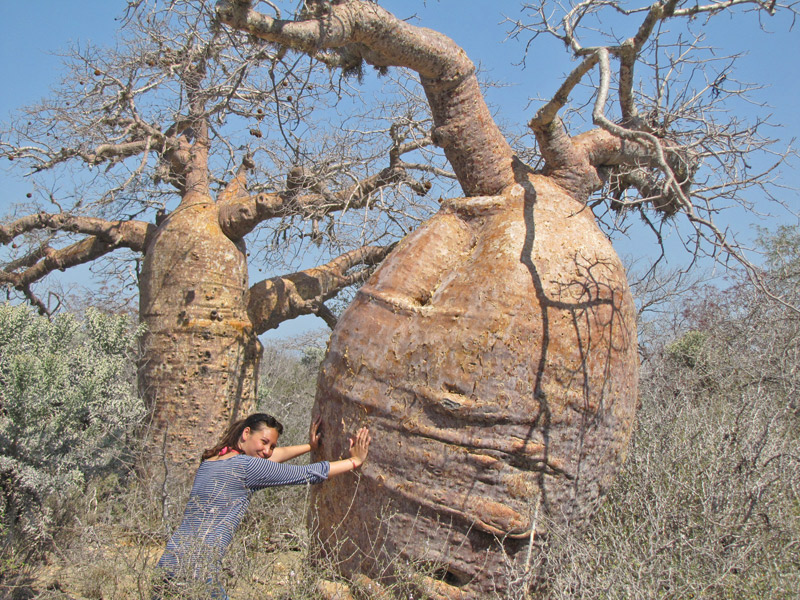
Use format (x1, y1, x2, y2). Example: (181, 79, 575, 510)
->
(309, 171, 638, 597)
(138, 190, 259, 472)
(215, 1, 641, 596)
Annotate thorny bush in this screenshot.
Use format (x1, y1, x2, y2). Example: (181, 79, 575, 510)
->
(525, 232, 800, 599)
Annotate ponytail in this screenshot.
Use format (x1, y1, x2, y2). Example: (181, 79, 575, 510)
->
(201, 413, 284, 462)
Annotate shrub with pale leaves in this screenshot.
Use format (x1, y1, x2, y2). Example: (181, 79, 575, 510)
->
(0, 303, 145, 553)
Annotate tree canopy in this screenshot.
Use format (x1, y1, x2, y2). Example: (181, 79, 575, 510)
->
(1, 1, 798, 314)
(0, 0, 442, 317)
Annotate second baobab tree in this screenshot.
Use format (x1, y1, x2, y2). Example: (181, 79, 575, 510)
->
(217, 0, 797, 597)
(0, 1, 438, 472)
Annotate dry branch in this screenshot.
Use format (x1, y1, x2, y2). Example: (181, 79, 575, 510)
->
(247, 243, 394, 333)
(216, 0, 515, 196)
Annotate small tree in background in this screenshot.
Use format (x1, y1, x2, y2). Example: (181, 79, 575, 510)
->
(257, 338, 325, 445)
(0, 303, 144, 560)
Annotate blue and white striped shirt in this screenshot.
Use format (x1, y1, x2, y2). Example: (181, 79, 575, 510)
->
(157, 455, 329, 577)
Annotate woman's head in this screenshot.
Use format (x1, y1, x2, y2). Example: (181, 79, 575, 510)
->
(202, 413, 284, 461)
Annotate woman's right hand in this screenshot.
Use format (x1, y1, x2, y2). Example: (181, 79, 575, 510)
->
(326, 427, 373, 477)
(348, 427, 372, 467)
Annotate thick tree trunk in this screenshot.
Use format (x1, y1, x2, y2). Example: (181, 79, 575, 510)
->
(138, 196, 259, 473)
(310, 173, 638, 598)
(216, 5, 640, 596)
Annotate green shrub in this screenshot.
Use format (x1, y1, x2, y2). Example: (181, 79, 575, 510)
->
(0, 304, 145, 556)
(665, 329, 708, 369)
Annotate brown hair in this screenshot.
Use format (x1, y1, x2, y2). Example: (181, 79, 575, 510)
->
(201, 413, 284, 462)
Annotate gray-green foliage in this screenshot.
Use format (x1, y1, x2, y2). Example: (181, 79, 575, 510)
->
(0, 303, 145, 553)
(758, 225, 800, 297)
(665, 329, 708, 369)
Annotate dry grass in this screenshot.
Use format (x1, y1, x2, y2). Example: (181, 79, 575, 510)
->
(5, 281, 800, 599)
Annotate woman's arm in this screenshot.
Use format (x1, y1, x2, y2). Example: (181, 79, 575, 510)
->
(269, 443, 310, 463)
(246, 457, 330, 489)
(270, 416, 322, 463)
(328, 427, 372, 477)
(247, 426, 372, 489)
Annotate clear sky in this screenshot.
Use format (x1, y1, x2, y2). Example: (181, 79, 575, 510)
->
(1, 1, 798, 337)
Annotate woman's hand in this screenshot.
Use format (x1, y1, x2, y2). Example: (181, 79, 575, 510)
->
(348, 427, 372, 468)
(271, 416, 322, 463)
(326, 427, 372, 477)
(309, 415, 322, 453)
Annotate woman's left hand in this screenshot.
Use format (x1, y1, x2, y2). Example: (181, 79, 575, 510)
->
(309, 416, 322, 453)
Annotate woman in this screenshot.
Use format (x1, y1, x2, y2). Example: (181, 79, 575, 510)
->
(154, 412, 371, 599)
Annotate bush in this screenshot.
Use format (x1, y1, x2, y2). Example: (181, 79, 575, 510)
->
(528, 244, 800, 599)
(535, 352, 800, 598)
(665, 330, 708, 369)
(0, 303, 145, 558)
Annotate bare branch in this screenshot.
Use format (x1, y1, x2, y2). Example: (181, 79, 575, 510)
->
(315, 302, 339, 329)
(216, 0, 515, 195)
(670, 0, 783, 17)
(218, 118, 434, 242)
(1, 236, 120, 291)
(3, 243, 54, 273)
(530, 53, 600, 129)
(0, 213, 154, 252)
(218, 165, 421, 240)
(247, 243, 394, 333)
(18, 283, 52, 317)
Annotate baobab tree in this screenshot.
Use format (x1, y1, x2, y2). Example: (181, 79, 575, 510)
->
(217, 0, 797, 597)
(0, 1, 439, 471)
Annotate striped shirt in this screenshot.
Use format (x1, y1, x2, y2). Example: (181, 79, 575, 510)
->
(157, 455, 329, 578)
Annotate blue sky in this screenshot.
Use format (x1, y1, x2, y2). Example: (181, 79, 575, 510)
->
(1, 1, 798, 336)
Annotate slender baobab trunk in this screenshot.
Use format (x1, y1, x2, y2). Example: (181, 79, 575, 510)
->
(420, 73, 516, 196)
(135, 135, 397, 474)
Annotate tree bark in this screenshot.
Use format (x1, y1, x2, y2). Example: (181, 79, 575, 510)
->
(309, 173, 638, 597)
(138, 196, 260, 472)
(248, 244, 393, 333)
